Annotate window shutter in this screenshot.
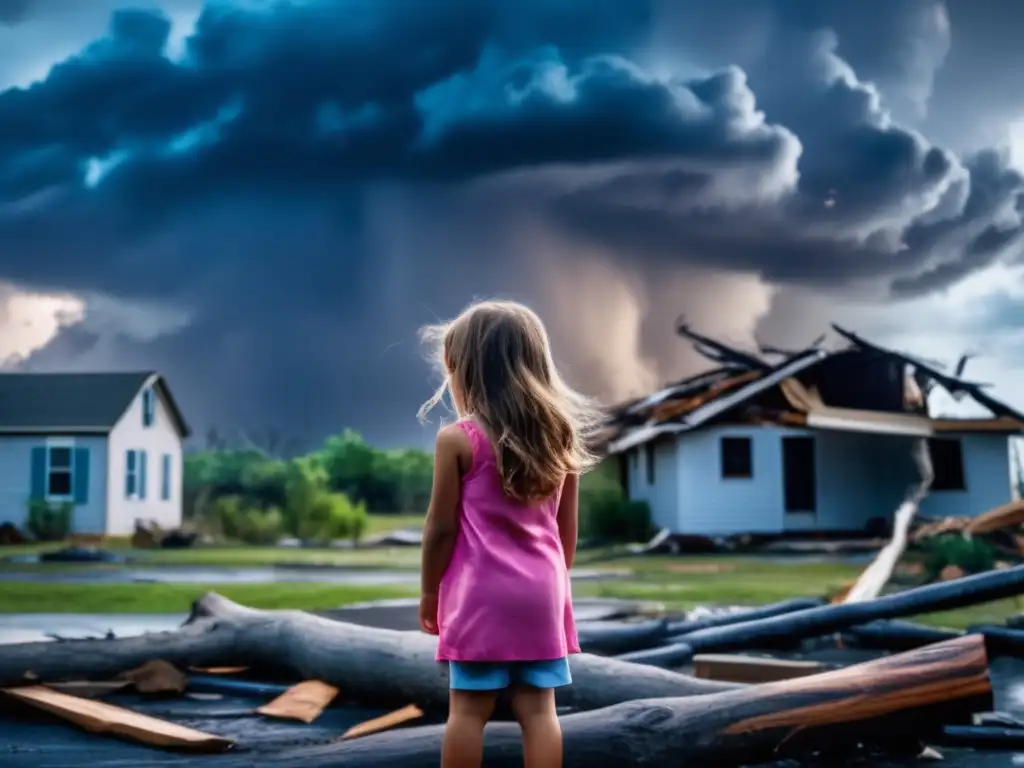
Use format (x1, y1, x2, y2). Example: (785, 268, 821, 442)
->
(139, 450, 148, 500)
(161, 454, 171, 500)
(30, 447, 46, 500)
(73, 448, 90, 505)
(125, 450, 135, 498)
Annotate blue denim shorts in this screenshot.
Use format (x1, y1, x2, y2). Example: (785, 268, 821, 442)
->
(449, 658, 572, 691)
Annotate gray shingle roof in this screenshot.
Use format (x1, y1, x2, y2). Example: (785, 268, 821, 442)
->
(0, 372, 189, 435)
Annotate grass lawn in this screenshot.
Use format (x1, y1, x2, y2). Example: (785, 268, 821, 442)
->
(0, 550, 1021, 628)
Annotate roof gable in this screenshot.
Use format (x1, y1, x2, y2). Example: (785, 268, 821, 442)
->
(0, 372, 190, 437)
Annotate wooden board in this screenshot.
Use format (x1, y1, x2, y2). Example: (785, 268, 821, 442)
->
(257, 680, 339, 724)
(189, 666, 249, 675)
(692, 654, 827, 683)
(340, 704, 424, 740)
(2, 685, 233, 751)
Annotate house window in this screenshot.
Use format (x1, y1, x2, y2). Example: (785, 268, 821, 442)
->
(645, 442, 656, 485)
(929, 438, 966, 491)
(46, 446, 73, 500)
(161, 454, 172, 501)
(142, 388, 156, 428)
(720, 437, 753, 479)
(126, 449, 149, 500)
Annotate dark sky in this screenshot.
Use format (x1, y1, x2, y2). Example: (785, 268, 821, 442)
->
(1, 0, 1023, 449)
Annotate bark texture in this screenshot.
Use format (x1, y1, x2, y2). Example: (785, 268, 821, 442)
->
(199, 635, 992, 767)
(0, 593, 737, 713)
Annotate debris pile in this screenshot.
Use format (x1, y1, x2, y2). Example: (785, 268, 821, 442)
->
(131, 519, 198, 549)
(4, 571, 1024, 765)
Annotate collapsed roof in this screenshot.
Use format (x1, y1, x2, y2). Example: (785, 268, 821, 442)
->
(603, 321, 1024, 455)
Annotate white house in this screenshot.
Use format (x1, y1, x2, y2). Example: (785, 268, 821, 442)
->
(604, 325, 1024, 537)
(0, 372, 190, 536)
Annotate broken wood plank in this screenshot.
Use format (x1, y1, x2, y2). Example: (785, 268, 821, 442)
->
(257, 680, 339, 724)
(2, 685, 233, 752)
(0, 592, 738, 714)
(341, 704, 424, 740)
(692, 654, 827, 683)
(44, 680, 132, 698)
(966, 499, 1024, 535)
(202, 635, 992, 767)
(189, 665, 249, 675)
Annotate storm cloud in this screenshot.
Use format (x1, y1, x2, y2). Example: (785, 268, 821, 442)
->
(1, 0, 1023, 446)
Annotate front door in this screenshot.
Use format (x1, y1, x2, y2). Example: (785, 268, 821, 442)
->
(782, 436, 817, 514)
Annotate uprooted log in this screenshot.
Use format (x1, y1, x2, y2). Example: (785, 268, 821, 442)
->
(576, 619, 669, 655)
(675, 563, 1024, 657)
(0, 593, 737, 713)
(194, 635, 992, 767)
(842, 620, 962, 652)
(665, 597, 825, 636)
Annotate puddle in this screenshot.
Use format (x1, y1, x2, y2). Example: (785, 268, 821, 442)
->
(0, 565, 623, 585)
(0, 613, 188, 644)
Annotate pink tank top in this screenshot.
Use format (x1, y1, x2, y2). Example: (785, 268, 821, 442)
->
(435, 419, 580, 662)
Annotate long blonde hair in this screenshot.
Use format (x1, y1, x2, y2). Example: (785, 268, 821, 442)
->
(418, 299, 603, 503)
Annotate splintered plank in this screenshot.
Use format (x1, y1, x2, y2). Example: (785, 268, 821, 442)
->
(188, 666, 250, 675)
(257, 680, 339, 724)
(2, 685, 233, 752)
(692, 654, 827, 684)
(340, 704, 424, 740)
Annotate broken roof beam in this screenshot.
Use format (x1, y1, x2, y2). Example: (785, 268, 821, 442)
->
(830, 324, 1024, 422)
(676, 318, 772, 371)
(756, 333, 827, 359)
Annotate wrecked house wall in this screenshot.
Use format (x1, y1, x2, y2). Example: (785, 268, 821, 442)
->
(643, 427, 921, 536)
(624, 440, 680, 531)
(917, 434, 1017, 520)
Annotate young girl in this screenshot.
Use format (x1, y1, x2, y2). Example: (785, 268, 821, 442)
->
(416, 299, 602, 768)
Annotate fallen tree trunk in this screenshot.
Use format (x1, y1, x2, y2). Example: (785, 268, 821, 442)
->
(967, 624, 1024, 658)
(842, 620, 963, 652)
(577, 619, 669, 655)
(0, 593, 737, 713)
(200, 635, 993, 767)
(665, 597, 824, 636)
(678, 563, 1024, 655)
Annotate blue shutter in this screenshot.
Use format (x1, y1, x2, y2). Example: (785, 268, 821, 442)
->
(161, 454, 171, 500)
(73, 448, 90, 505)
(125, 450, 135, 498)
(30, 447, 47, 500)
(142, 389, 155, 427)
(139, 450, 148, 500)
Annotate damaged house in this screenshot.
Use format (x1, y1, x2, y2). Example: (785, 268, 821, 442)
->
(603, 323, 1024, 537)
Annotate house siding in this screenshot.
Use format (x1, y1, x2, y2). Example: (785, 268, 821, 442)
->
(625, 440, 679, 531)
(0, 435, 109, 534)
(106, 381, 184, 535)
(626, 426, 1015, 536)
(918, 433, 1013, 519)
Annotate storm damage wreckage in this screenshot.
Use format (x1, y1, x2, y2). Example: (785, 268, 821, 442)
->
(5, 327, 1024, 766)
(599, 321, 1024, 550)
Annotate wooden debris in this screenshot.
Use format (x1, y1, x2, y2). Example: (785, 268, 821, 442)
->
(940, 565, 967, 581)
(1, 685, 233, 752)
(966, 499, 1024, 535)
(119, 659, 187, 694)
(0, 592, 739, 714)
(189, 666, 250, 675)
(340, 704, 424, 740)
(216, 635, 991, 767)
(257, 680, 339, 724)
(45, 680, 132, 699)
(692, 654, 827, 683)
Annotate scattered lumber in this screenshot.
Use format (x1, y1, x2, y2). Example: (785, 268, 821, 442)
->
(198, 635, 992, 767)
(677, 564, 1024, 655)
(1, 685, 233, 752)
(966, 499, 1024, 535)
(692, 654, 828, 683)
(0, 592, 738, 714)
(341, 704, 424, 740)
(257, 680, 339, 723)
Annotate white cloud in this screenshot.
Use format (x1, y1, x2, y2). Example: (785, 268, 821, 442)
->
(0, 282, 85, 365)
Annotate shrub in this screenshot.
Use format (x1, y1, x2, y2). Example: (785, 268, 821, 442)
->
(25, 499, 72, 542)
(921, 533, 996, 578)
(211, 495, 285, 545)
(579, 486, 652, 543)
(297, 492, 368, 545)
